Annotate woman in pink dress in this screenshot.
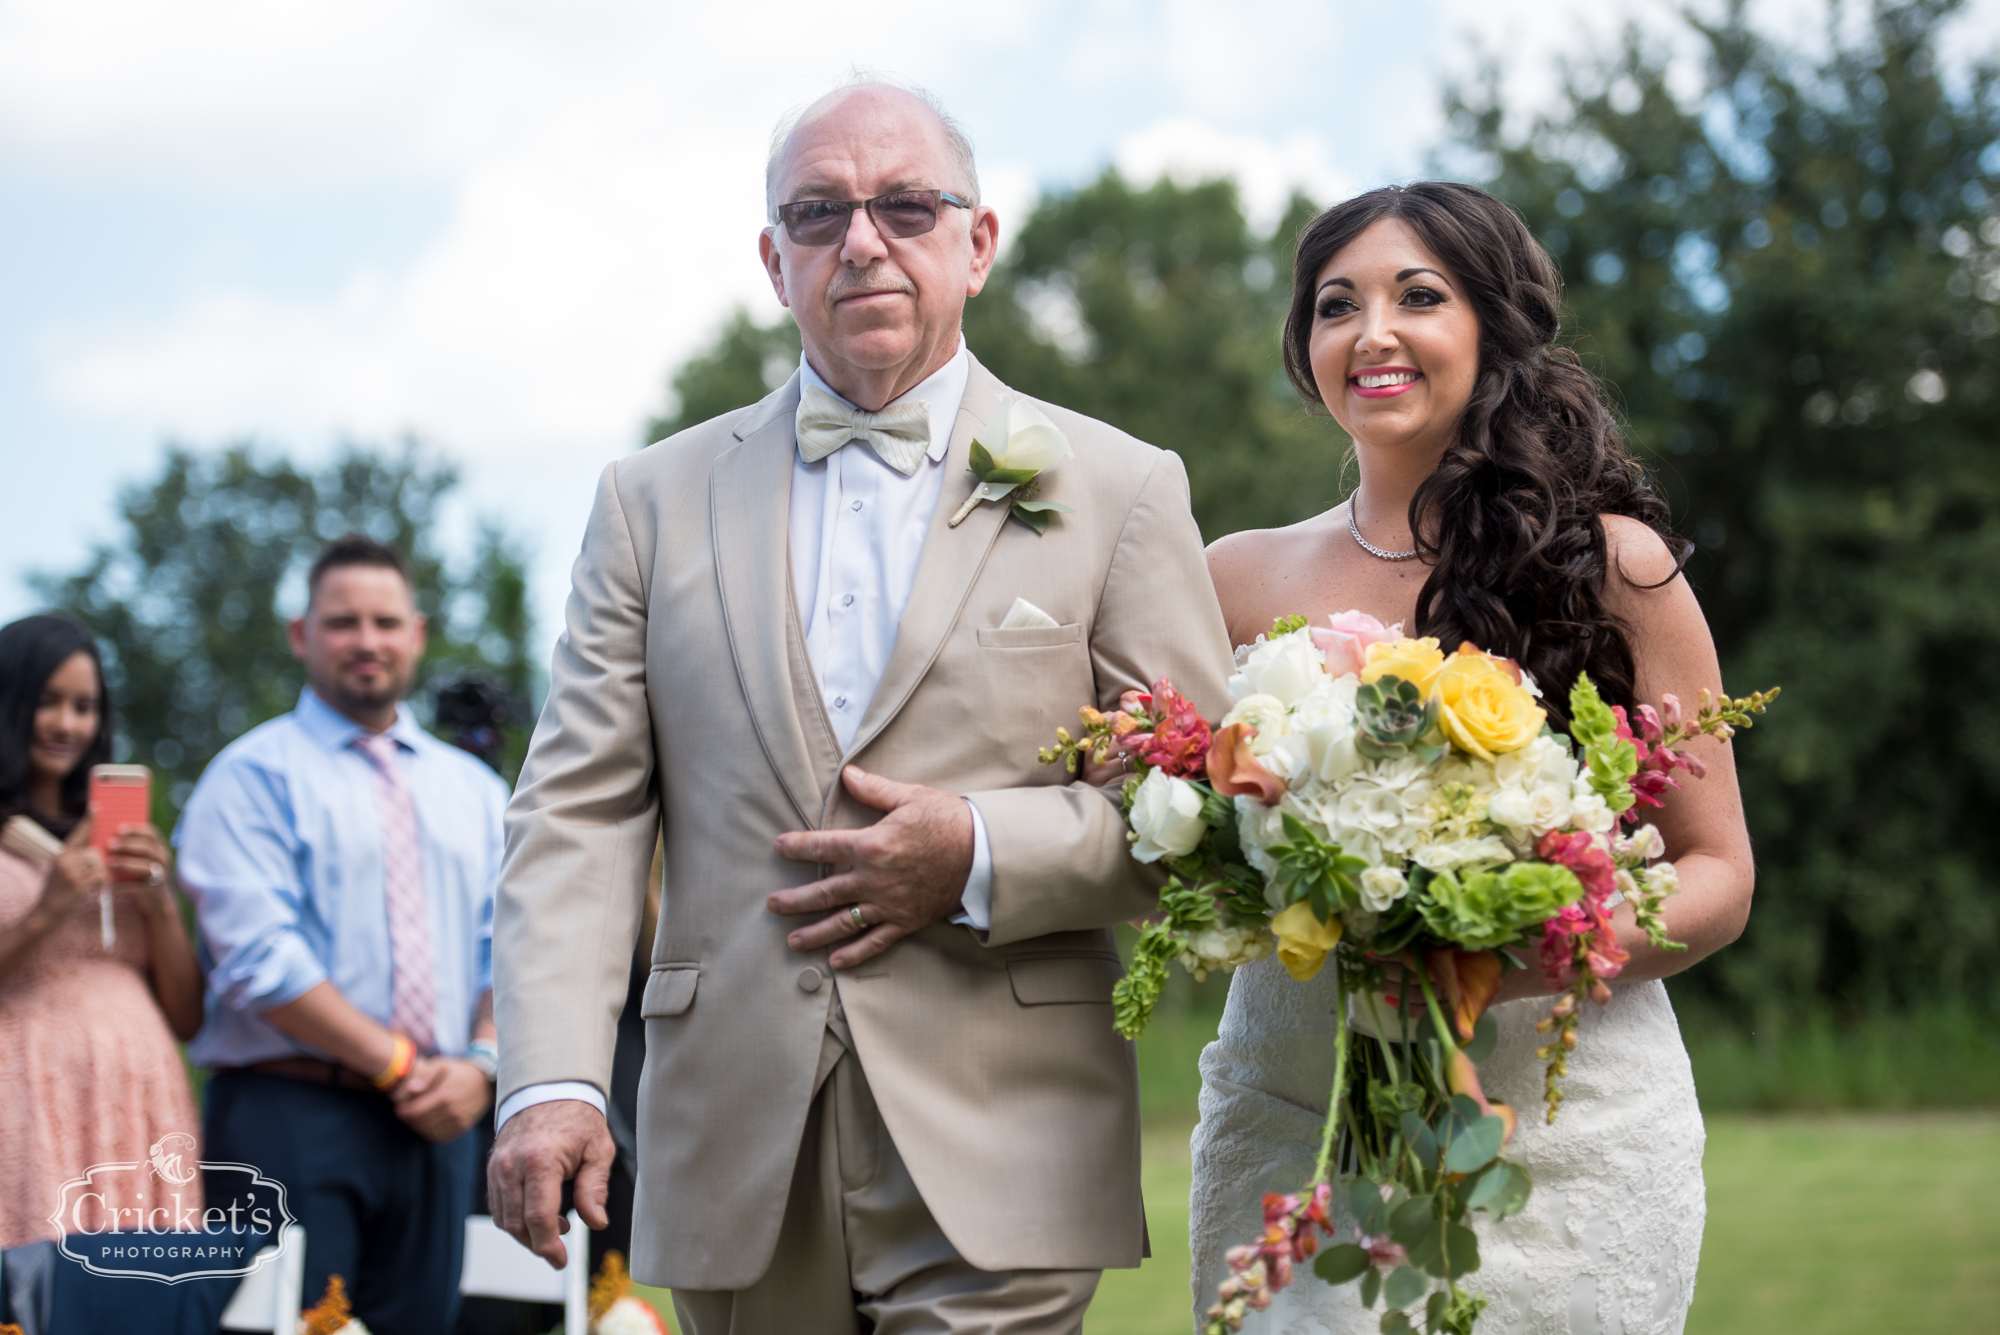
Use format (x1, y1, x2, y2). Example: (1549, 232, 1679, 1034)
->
(0, 614, 205, 1248)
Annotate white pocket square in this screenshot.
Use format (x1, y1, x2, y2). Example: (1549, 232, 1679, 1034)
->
(999, 597, 1060, 630)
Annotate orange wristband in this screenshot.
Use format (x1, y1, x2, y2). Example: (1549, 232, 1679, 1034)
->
(372, 1034, 416, 1091)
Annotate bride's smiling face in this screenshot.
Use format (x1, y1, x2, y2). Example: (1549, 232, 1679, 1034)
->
(1307, 217, 1481, 460)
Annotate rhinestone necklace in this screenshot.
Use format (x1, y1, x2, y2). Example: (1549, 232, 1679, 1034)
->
(1346, 492, 1420, 561)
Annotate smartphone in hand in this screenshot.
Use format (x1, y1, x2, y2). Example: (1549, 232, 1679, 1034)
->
(88, 764, 152, 862)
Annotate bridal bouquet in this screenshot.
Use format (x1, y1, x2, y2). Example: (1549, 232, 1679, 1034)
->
(1039, 613, 1775, 1335)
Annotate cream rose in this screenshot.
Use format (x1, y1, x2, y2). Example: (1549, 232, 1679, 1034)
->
(1221, 694, 1289, 756)
(1359, 865, 1410, 912)
(1128, 770, 1208, 862)
(1230, 631, 1329, 705)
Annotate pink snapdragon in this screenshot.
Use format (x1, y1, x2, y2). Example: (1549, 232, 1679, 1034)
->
(1613, 702, 1706, 818)
(1311, 610, 1402, 678)
(1204, 1185, 1337, 1333)
(1535, 831, 1629, 993)
(1117, 677, 1214, 778)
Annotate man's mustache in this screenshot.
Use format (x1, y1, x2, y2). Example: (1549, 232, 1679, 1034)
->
(825, 267, 916, 305)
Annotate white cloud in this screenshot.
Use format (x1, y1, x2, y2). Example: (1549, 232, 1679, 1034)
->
(1113, 117, 1362, 230)
(11, 0, 1995, 642)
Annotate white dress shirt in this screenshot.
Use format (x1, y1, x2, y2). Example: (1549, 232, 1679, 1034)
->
(497, 341, 995, 1130)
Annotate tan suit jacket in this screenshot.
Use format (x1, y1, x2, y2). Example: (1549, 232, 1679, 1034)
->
(493, 353, 1233, 1290)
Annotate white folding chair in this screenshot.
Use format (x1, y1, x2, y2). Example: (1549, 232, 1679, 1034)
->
(218, 1224, 307, 1333)
(460, 1211, 589, 1335)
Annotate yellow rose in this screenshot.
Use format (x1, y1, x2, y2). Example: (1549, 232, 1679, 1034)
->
(1359, 637, 1446, 694)
(1436, 644, 1546, 761)
(1271, 901, 1344, 982)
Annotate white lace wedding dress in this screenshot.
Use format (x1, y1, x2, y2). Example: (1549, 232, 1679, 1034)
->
(1190, 958, 1706, 1334)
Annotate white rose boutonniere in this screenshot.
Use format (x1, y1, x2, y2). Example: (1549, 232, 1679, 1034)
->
(949, 392, 1076, 533)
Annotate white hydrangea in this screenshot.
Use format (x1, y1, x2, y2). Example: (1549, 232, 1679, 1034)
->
(1412, 835, 1515, 871)
(1175, 923, 1276, 980)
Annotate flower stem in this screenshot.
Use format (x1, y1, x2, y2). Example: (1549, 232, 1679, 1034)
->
(1407, 950, 1462, 1055)
(1314, 974, 1353, 1182)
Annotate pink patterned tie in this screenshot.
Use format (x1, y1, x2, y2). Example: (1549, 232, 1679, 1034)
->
(355, 732, 436, 1053)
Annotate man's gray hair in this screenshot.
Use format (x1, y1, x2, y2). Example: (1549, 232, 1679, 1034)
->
(765, 72, 981, 222)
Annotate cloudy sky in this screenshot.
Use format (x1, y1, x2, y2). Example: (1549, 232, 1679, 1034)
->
(4, 0, 1995, 667)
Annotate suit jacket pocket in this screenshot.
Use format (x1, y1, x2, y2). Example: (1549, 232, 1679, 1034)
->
(641, 965, 699, 1017)
(976, 624, 1083, 649)
(1006, 953, 1121, 1005)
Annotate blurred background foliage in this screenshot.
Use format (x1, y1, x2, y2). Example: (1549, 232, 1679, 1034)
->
(645, 0, 2000, 1035)
(32, 443, 537, 819)
(25, 0, 1996, 1047)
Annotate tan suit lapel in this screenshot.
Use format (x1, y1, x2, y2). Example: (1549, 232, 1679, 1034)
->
(844, 356, 1011, 766)
(711, 374, 844, 827)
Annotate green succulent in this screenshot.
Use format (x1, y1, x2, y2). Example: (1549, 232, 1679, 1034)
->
(1355, 675, 1446, 764)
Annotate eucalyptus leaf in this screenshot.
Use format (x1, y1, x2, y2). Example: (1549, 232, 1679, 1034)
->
(1389, 1195, 1436, 1248)
(1443, 1115, 1506, 1175)
(1315, 1243, 1372, 1285)
(1448, 1094, 1485, 1125)
(1360, 1264, 1383, 1308)
(1462, 1161, 1507, 1211)
(1424, 1222, 1482, 1279)
(1464, 1010, 1499, 1062)
(1400, 1112, 1439, 1172)
(1404, 1230, 1441, 1271)
(1484, 1160, 1533, 1220)
(1351, 1178, 1391, 1235)
(1384, 1264, 1430, 1310)
(1380, 1311, 1414, 1334)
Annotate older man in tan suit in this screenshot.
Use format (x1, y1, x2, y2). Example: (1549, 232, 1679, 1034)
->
(487, 76, 1233, 1332)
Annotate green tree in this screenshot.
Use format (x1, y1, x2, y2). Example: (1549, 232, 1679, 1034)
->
(32, 442, 539, 815)
(1451, 0, 2000, 1014)
(645, 309, 802, 442)
(643, 175, 1347, 538)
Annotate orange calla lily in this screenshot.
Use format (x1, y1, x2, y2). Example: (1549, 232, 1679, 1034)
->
(1206, 723, 1287, 806)
(1444, 1047, 1519, 1146)
(1425, 948, 1504, 1043)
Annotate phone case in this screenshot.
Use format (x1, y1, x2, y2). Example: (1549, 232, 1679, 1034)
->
(88, 765, 152, 860)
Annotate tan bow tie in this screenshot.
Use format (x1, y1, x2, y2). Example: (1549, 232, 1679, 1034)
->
(794, 383, 933, 476)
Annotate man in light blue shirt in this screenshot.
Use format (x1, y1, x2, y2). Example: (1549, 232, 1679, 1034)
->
(175, 534, 508, 1335)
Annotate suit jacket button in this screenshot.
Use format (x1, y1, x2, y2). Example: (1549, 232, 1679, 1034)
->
(798, 967, 824, 993)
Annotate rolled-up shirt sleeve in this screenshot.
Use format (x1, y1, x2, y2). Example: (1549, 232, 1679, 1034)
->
(173, 758, 327, 1013)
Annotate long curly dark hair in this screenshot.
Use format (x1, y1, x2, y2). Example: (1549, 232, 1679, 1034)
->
(0, 614, 113, 838)
(1282, 181, 1686, 725)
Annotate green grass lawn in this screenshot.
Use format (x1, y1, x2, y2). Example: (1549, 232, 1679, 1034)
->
(635, 1113, 2000, 1333)
(624, 992, 2000, 1334)
(1082, 1112, 2000, 1335)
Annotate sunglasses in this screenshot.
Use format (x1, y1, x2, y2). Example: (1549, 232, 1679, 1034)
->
(776, 190, 973, 247)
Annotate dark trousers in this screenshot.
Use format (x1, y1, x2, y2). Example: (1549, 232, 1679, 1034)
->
(204, 1069, 477, 1335)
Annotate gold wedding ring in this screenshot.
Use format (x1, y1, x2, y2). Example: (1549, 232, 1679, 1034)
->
(148, 861, 165, 886)
(849, 905, 868, 934)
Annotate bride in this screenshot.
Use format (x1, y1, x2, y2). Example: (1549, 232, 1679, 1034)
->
(1189, 181, 1754, 1334)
